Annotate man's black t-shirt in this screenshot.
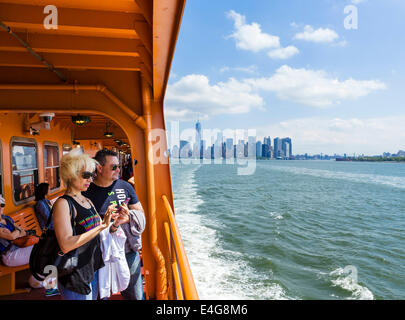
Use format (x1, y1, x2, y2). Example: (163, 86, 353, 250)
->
(82, 179, 139, 217)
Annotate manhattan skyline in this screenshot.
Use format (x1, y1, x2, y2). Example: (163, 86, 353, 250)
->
(167, 120, 405, 160)
(164, 0, 405, 155)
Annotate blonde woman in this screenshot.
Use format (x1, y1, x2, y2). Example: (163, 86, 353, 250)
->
(53, 149, 116, 300)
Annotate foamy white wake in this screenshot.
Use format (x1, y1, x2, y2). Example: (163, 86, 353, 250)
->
(173, 165, 290, 300)
(268, 165, 405, 189)
(329, 267, 374, 300)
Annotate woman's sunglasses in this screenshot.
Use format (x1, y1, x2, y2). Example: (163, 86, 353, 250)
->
(0, 203, 5, 208)
(82, 171, 96, 179)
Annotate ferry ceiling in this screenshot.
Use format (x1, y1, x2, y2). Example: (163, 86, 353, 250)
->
(0, 0, 185, 145)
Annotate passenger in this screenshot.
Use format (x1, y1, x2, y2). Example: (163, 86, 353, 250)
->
(34, 183, 53, 231)
(0, 195, 43, 288)
(83, 149, 146, 300)
(52, 149, 115, 300)
(127, 175, 135, 187)
(121, 158, 133, 181)
(34, 184, 60, 297)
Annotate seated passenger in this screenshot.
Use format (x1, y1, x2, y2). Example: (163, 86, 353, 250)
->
(0, 195, 43, 288)
(34, 183, 53, 230)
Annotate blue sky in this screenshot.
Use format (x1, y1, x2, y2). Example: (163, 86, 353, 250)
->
(164, 0, 405, 155)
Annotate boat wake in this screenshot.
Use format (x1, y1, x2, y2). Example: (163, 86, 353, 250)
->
(173, 164, 291, 300)
(329, 267, 374, 300)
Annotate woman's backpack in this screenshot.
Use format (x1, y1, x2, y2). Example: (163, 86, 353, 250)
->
(29, 195, 79, 281)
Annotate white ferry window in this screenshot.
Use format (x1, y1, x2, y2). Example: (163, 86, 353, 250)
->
(11, 141, 39, 202)
(62, 144, 72, 156)
(44, 144, 60, 190)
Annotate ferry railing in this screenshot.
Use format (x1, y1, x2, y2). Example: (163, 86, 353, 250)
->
(162, 195, 199, 300)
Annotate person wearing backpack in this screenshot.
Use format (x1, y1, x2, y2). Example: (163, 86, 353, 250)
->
(51, 149, 115, 300)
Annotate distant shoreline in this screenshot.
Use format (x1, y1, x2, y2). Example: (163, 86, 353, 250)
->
(337, 157, 405, 163)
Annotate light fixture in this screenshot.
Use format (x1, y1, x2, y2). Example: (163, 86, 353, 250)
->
(72, 114, 91, 126)
(104, 121, 114, 138)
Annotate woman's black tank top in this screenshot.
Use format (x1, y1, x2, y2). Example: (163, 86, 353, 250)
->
(58, 195, 104, 295)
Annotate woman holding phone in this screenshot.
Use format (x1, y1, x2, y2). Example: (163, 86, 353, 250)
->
(52, 149, 118, 300)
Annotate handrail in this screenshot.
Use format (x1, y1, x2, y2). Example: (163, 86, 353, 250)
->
(164, 222, 184, 300)
(162, 195, 199, 300)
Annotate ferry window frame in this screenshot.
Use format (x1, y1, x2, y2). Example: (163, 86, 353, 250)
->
(43, 141, 61, 192)
(10, 137, 39, 206)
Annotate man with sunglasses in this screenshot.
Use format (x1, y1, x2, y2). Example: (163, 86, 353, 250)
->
(82, 149, 146, 300)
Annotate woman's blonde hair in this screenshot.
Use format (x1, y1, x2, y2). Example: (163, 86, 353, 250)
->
(60, 148, 98, 185)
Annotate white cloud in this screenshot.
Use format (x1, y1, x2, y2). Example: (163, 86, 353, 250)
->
(258, 116, 405, 155)
(226, 10, 280, 52)
(226, 10, 299, 60)
(246, 65, 386, 107)
(294, 25, 339, 43)
(165, 74, 264, 121)
(227, 10, 280, 52)
(165, 67, 386, 121)
(268, 46, 299, 60)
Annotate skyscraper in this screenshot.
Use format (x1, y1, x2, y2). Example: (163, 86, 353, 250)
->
(281, 137, 292, 159)
(263, 136, 271, 158)
(256, 141, 262, 158)
(226, 138, 233, 159)
(274, 137, 282, 159)
(194, 120, 202, 159)
(248, 136, 256, 158)
(180, 140, 190, 158)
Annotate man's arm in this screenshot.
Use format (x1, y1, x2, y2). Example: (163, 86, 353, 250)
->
(129, 201, 143, 212)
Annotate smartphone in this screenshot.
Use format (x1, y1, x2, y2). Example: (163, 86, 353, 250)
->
(116, 198, 130, 213)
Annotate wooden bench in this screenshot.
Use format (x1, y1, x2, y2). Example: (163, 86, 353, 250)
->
(0, 206, 41, 296)
(0, 191, 64, 296)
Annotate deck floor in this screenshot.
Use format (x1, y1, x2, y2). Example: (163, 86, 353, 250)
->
(0, 287, 124, 300)
(0, 269, 124, 300)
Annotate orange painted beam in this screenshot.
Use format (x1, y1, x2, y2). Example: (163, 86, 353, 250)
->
(140, 63, 153, 88)
(153, 0, 186, 101)
(137, 45, 153, 73)
(3, 22, 139, 39)
(0, 3, 144, 31)
(0, 84, 146, 129)
(134, 20, 152, 55)
(0, 33, 142, 57)
(0, 51, 141, 71)
(0, 46, 140, 58)
(0, 0, 142, 13)
(135, 0, 153, 25)
(141, 76, 168, 300)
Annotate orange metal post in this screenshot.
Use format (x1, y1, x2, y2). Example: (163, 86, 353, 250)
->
(141, 75, 168, 300)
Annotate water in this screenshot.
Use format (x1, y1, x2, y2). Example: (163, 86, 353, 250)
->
(170, 160, 405, 300)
